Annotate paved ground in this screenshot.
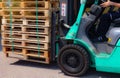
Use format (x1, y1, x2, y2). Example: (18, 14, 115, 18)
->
(0, 52, 120, 78)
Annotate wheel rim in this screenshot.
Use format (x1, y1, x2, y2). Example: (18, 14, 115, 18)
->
(66, 53, 80, 68)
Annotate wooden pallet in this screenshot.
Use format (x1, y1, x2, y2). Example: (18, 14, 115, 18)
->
(2, 15, 49, 19)
(22, 27, 49, 35)
(1, 0, 58, 64)
(2, 14, 50, 20)
(2, 19, 23, 25)
(2, 39, 49, 50)
(2, 18, 50, 26)
(1, 25, 23, 33)
(2, 46, 50, 64)
(2, 46, 23, 57)
(2, 25, 50, 35)
(21, 1, 49, 9)
(1, 9, 50, 17)
(21, 10, 50, 17)
(2, 32, 22, 40)
(2, 39, 23, 47)
(23, 41, 49, 50)
(1, 1, 49, 9)
(2, 32, 50, 43)
(2, 0, 51, 2)
(2, 16, 25, 19)
(22, 34, 50, 43)
(25, 48, 50, 64)
(1, 10, 22, 16)
(1, 2, 22, 8)
(23, 19, 50, 26)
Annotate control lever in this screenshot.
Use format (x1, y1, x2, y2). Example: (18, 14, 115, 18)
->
(63, 23, 71, 28)
(60, 19, 71, 29)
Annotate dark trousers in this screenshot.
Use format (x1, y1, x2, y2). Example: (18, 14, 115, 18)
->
(97, 11, 120, 37)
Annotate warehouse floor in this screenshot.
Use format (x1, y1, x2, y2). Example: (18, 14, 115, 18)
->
(0, 52, 120, 78)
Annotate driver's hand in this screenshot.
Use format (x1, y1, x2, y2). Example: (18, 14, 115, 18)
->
(100, 0, 112, 7)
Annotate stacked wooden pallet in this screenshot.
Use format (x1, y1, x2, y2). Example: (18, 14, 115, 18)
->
(1, 0, 59, 64)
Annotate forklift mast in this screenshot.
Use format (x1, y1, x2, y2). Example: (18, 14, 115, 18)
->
(60, 0, 80, 26)
(59, 0, 96, 26)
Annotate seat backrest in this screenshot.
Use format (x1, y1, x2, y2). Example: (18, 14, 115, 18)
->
(89, 4, 103, 16)
(76, 4, 103, 52)
(85, 4, 103, 38)
(77, 4, 103, 39)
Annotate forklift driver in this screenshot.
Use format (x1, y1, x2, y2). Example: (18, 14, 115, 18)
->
(93, 0, 120, 42)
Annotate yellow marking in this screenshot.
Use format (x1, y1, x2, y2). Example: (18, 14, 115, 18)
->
(108, 38, 112, 43)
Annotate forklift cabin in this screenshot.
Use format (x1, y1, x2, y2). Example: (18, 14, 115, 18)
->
(57, 0, 120, 76)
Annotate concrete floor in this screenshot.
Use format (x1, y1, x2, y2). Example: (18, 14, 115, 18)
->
(0, 52, 120, 78)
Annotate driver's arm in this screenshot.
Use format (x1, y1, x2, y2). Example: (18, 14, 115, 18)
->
(101, 0, 120, 8)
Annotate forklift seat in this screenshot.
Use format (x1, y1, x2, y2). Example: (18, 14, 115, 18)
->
(89, 4, 103, 16)
(76, 4, 103, 52)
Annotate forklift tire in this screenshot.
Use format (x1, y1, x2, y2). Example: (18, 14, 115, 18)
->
(58, 45, 90, 77)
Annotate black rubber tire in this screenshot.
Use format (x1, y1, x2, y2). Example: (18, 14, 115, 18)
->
(58, 44, 90, 77)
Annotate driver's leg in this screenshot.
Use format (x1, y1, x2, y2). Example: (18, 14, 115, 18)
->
(97, 13, 112, 38)
(93, 11, 120, 42)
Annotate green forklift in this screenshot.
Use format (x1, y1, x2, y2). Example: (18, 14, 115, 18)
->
(57, 0, 120, 77)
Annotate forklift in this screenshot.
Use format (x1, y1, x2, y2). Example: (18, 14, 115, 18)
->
(56, 0, 120, 77)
